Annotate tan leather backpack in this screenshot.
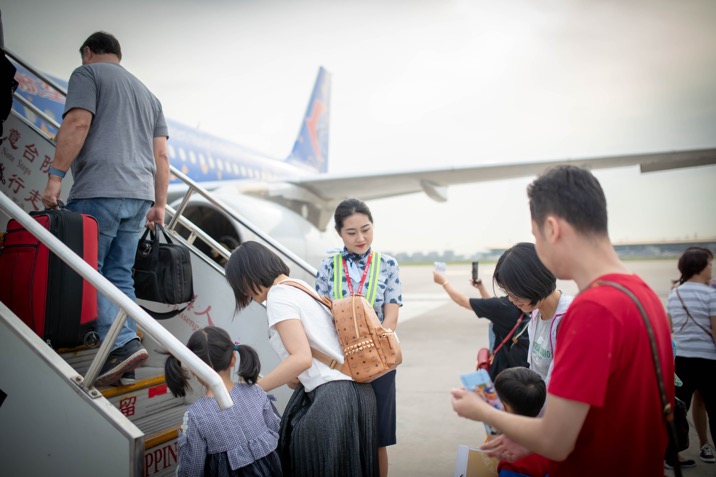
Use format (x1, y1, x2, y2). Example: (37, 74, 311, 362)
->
(283, 281, 402, 383)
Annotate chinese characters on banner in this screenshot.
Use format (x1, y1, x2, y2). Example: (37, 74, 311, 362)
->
(0, 114, 74, 231)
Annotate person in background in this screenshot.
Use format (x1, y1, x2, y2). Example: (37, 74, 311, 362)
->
(493, 242, 573, 386)
(493, 367, 550, 477)
(433, 268, 529, 381)
(227, 241, 379, 477)
(451, 165, 674, 477)
(315, 198, 402, 477)
(165, 326, 282, 477)
(667, 246, 716, 467)
(41, 31, 169, 386)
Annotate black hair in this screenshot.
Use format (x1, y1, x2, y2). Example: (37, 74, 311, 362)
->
(527, 165, 608, 236)
(493, 242, 556, 306)
(225, 241, 290, 311)
(165, 326, 261, 398)
(334, 198, 373, 233)
(80, 32, 122, 60)
(494, 367, 546, 418)
(677, 246, 713, 285)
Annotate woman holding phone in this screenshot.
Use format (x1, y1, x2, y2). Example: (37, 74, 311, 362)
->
(493, 242, 573, 385)
(315, 198, 402, 477)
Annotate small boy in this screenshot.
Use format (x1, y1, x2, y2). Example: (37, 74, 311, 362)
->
(494, 367, 550, 477)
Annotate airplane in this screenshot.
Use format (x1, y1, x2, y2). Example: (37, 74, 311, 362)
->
(7, 58, 716, 267)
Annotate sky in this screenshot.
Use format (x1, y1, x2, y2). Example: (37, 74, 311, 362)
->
(4, 0, 716, 255)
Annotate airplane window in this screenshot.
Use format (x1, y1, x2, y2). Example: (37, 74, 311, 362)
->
(208, 156, 215, 169)
(233, 164, 239, 175)
(167, 144, 177, 159)
(241, 166, 247, 177)
(199, 155, 206, 166)
(189, 151, 197, 165)
(179, 148, 187, 161)
(217, 159, 224, 171)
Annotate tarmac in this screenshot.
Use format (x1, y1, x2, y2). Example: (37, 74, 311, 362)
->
(388, 261, 715, 477)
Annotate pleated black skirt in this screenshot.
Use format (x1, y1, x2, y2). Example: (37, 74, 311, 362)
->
(204, 449, 283, 476)
(278, 380, 378, 477)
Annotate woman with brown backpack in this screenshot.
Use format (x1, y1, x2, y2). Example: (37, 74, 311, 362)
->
(226, 241, 379, 477)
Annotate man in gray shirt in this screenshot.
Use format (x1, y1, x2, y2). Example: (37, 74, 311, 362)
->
(42, 31, 169, 386)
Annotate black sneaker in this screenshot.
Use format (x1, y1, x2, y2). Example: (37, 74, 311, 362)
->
(118, 371, 136, 386)
(95, 339, 148, 387)
(664, 458, 697, 469)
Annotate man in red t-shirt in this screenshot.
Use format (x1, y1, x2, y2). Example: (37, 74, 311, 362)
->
(451, 166, 674, 477)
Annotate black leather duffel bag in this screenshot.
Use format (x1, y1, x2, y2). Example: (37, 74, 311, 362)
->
(133, 224, 194, 319)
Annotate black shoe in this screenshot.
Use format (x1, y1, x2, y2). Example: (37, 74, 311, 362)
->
(118, 371, 136, 386)
(664, 458, 697, 469)
(96, 339, 148, 387)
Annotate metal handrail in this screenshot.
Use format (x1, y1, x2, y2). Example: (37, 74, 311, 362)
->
(165, 204, 232, 263)
(0, 193, 233, 410)
(5, 47, 68, 96)
(11, 92, 61, 131)
(166, 165, 318, 277)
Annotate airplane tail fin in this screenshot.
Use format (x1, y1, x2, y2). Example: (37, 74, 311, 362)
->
(288, 67, 330, 173)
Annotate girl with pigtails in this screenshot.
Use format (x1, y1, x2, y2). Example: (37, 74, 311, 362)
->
(165, 326, 282, 477)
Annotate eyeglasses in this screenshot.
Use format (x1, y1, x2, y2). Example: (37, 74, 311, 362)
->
(503, 289, 529, 304)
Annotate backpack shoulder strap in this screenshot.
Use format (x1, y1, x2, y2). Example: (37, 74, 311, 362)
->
(310, 347, 351, 376)
(280, 280, 332, 310)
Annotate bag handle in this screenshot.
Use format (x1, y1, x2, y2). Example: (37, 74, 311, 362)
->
(595, 280, 682, 477)
(139, 302, 193, 320)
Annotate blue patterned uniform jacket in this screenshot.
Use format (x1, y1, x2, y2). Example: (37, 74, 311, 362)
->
(315, 247, 403, 322)
(176, 384, 280, 476)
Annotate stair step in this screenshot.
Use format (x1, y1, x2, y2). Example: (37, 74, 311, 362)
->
(102, 374, 184, 423)
(134, 402, 187, 437)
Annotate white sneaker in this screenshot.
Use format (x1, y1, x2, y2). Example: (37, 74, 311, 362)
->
(700, 443, 716, 463)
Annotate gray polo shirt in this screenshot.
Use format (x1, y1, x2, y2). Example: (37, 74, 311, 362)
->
(64, 62, 168, 202)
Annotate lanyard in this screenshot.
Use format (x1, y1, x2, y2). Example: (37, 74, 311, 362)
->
(343, 251, 373, 296)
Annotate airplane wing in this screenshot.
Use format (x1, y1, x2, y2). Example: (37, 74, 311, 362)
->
(287, 147, 716, 203)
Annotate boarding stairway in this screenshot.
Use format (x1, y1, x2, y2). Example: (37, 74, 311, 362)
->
(0, 49, 318, 477)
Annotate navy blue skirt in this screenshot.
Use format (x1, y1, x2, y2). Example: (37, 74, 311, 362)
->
(204, 450, 282, 476)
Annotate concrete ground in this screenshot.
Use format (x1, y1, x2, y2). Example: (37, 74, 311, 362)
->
(388, 262, 715, 477)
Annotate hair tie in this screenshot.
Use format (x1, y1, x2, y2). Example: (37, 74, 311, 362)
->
(234, 341, 240, 351)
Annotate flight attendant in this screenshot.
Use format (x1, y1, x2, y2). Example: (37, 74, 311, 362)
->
(315, 198, 403, 477)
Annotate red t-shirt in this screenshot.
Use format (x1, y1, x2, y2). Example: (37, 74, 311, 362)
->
(499, 453, 550, 476)
(547, 274, 674, 477)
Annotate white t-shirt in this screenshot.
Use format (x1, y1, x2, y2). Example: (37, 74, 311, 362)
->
(527, 292, 574, 385)
(266, 278, 352, 392)
(530, 316, 554, 380)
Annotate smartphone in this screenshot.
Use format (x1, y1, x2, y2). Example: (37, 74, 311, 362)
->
(471, 261, 479, 284)
(434, 261, 446, 272)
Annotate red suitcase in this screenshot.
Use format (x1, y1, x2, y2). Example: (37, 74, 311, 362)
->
(0, 208, 99, 349)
